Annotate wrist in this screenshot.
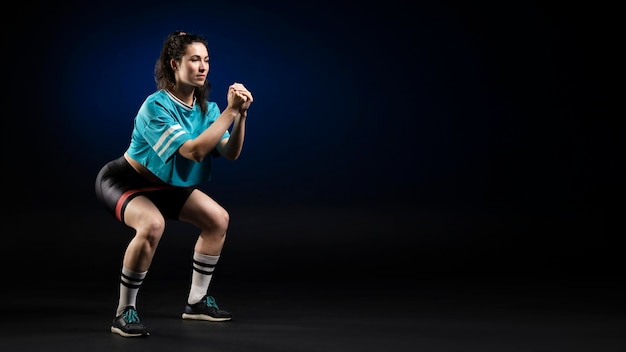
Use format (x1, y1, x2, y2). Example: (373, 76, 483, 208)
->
(223, 107, 240, 119)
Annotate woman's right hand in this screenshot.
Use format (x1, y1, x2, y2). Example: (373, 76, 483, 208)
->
(227, 82, 253, 111)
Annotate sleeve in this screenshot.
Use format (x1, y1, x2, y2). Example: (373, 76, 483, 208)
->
(137, 100, 192, 163)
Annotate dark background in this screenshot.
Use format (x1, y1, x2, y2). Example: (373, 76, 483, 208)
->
(3, 0, 620, 290)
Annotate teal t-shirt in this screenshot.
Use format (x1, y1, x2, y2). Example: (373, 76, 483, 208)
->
(126, 89, 230, 186)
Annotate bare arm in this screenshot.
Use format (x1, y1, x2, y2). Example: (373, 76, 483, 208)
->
(216, 82, 253, 160)
(178, 83, 252, 162)
(217, 110, 247, 160)
(178, 107, 239, 162)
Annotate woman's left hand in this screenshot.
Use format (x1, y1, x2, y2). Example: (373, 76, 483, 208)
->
(231, 82, 253, 112)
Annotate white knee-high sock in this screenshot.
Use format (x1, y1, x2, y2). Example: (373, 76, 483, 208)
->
(187, 252, 220, 305)
(116, 267, 147, 316)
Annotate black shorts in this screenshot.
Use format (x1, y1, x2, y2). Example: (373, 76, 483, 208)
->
(95, 156, 196, 224)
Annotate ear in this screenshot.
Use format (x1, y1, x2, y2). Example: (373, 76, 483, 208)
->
(170, 59, 177, 70)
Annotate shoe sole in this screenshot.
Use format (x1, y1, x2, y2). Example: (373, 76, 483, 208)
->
(181, 313, 232, 322)
(110, 326, 150, 337)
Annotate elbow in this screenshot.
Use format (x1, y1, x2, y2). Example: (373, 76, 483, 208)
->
(189, 152, 205, 162)
(216, 142, 241, 160)
(180, 146, 207, 162)
(223, 151, 240, 161)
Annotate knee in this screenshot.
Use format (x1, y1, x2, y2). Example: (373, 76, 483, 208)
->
(187, 205, 230, 237)
(215, 208, 230, 234)
(203, 208, 229, 236)
(139, 216, 166, 244)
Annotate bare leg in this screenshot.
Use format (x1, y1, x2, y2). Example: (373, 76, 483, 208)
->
(178, 190, 232, 321)
(179, 189, 229, 256)
(122, 196, 166, 271)
(116, 196, 165, 313)
(110, 195, 166, 337)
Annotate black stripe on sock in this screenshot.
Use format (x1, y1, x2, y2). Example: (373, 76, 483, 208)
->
(121, 272, 144, 284)
(193, 266, 214, 276)
(120, 280, 142, 289)
(192, 259, 216, 269)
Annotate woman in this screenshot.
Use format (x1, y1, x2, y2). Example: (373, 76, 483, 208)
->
(95, 30, 253, 337)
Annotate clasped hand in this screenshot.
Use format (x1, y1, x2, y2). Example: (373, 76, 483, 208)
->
(228, 82, 253, 112)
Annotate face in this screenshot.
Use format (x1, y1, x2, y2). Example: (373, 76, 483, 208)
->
(174, 42, 209, 87)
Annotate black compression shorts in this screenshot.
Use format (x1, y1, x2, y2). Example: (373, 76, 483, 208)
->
(95, 156, 196, 224)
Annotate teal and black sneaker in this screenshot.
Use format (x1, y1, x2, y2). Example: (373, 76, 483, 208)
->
(111, 306, 150, 337)
(182, 295, 232, 321)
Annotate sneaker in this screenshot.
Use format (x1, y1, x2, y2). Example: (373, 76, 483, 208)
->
(182, 295, 232, 321)
(111, 306, 150, 337)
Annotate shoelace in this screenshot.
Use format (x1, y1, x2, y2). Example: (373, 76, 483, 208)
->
(204, 296, 219, 309)
(123, 309, 141, 324)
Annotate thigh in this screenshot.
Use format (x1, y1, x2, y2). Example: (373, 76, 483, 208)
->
(95, 155, 182, 223)
(178, 189, 228, 229)
(144, 186, 195, 220)
(123, 195, 165, 230)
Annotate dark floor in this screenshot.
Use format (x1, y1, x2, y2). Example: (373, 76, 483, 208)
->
(1, 206, 624, 351)
(2, 275, 625, 352)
